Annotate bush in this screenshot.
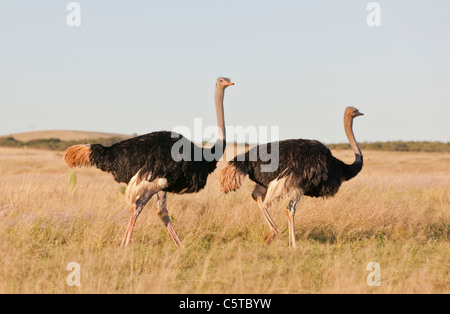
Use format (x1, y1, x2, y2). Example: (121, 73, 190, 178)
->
(0, 136, 128, 151)
(327, 141, 450, 153)
(0, 137, 448, 153)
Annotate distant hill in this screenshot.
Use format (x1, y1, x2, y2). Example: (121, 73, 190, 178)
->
(0, 130, 132, 151)
(0, 130, 448, 153)
(4, 130, 131, 142)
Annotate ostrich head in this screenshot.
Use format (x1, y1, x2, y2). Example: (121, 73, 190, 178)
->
(345, 106, 364, 118)
(216, 77, 234, 88)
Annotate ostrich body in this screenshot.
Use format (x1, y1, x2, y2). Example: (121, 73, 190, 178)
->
(218, 107, 364, 247)
(65, 77, 234, 247)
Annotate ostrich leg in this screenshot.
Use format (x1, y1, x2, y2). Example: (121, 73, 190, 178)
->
(286, 199, 299, 248)
(258, 199, 279, 246)
(121, 189, 156, 246)
(252, 185, 279, 246)
(156, 191, 183, 248)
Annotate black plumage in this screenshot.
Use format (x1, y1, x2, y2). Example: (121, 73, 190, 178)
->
(89, 131, 222, 194)
(229, 138, 362, 198)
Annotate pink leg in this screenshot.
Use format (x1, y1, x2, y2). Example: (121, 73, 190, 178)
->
(121, 190, 155, 246)
(156, 191, 183, 248)
(121, 209, 136, 246)
(252, 184, 279, 246)
(286, 200, 299, 248)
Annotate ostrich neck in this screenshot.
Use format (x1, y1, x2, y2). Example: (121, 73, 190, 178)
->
(205, 86, 226, 160)
(344, 115, 362, 161)
(342, 114, 363, 181)
(215, 87, 226, 143)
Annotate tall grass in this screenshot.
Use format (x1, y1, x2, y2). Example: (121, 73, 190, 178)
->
(0, 148, 448, 293)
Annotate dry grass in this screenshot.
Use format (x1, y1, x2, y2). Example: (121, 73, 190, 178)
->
(0, 147, 448, 294)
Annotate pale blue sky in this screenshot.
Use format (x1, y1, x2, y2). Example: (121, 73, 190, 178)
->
(0, 1, 449, 143)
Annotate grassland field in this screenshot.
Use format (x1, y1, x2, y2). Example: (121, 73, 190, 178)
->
(0, 147, 448, 293)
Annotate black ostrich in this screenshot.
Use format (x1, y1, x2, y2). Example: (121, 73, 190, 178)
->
(218, 107, 364, 247)
(65, 77, 234, 247)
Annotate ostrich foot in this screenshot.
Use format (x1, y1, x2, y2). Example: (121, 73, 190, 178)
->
(263, 229, 278, 246)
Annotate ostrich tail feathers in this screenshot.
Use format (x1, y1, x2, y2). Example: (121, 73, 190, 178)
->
(64, 144, 93, 168)
(218, 163, 246, 194)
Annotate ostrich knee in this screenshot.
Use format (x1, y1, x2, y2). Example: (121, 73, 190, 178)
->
(156, 191, 183, 247)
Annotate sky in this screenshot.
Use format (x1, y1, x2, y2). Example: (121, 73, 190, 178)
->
(0, 0, 449, 144)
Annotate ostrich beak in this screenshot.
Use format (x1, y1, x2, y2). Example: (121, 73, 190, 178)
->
(355, 111, 364, 116)
(223, 82, 234, 86)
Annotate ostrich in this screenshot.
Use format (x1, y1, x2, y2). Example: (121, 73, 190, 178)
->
(65, 77, 234, 247)
(218, 107, 364, 247)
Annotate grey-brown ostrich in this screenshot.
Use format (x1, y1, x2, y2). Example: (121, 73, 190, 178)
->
(218, 107, 364, 247)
